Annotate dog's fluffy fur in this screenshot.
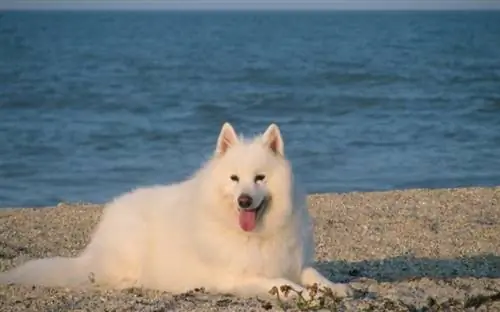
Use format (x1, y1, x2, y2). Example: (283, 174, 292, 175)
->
(0, 123, 352, 300)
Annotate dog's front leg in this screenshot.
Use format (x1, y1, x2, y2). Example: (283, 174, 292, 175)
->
(300, 267, 353, 298)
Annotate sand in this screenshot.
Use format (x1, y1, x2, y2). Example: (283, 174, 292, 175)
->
(1, 186, 500, 311)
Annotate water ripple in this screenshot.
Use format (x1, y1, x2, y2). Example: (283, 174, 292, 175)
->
(0, 10, 499, 207)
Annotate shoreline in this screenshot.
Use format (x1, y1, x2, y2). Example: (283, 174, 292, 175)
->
(1, 184, 498, 211)
(1, 186, 499, 311)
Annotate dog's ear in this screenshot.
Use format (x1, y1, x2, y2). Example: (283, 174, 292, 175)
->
(215, 122, 239, 156)
(262, 123, 284, 156)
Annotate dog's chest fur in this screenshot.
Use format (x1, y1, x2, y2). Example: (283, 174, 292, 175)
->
(194, 221, 305, 282)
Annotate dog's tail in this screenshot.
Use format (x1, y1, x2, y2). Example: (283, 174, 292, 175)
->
(0, 256, 93, 288)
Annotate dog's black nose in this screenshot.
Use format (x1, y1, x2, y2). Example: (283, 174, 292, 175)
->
(238, 194, 253, 209)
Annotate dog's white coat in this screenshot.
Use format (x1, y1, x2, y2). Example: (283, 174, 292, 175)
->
(0, 123, 352, 299)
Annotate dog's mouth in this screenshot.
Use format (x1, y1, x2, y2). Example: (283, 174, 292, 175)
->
(238, 198, 268, 232)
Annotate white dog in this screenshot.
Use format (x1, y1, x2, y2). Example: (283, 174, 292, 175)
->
(0, 123, 353, 300)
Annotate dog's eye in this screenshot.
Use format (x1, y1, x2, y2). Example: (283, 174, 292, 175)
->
(230, 175, 239, 182)
(254, 174, 266, 183)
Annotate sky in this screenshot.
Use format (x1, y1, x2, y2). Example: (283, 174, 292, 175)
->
(1, 0, 500, 10)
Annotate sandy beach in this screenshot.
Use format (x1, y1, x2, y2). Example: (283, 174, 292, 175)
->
(1, 186, 499, 311)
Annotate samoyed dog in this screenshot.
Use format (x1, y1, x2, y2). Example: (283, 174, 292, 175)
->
(0, 123, 352, 300)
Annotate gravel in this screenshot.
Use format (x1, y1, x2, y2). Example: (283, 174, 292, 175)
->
(1, 186, 500, 311)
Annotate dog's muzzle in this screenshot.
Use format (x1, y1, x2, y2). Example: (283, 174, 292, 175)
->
(237, 194, 269, 232)
(237, 194, 267, 211)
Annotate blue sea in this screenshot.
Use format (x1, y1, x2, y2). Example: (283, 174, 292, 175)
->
(0, 10, 499, 207)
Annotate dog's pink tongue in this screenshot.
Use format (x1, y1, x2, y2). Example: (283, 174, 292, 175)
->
(239, 210, 257, 232)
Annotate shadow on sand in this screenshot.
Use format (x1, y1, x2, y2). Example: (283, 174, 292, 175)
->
(315, 253, 500, 283)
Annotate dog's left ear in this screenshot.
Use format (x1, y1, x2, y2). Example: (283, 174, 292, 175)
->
(262, 123, 284, 156)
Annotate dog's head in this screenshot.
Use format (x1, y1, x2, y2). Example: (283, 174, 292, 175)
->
(201, 122, 297, 235)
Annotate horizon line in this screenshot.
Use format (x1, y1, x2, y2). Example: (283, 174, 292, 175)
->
(2, 7, 500, 11)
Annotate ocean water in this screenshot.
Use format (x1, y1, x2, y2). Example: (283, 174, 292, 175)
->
(0, 10, 499, 208)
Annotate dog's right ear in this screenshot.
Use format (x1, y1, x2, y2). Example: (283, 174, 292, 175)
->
(215, 122, 239, 156)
